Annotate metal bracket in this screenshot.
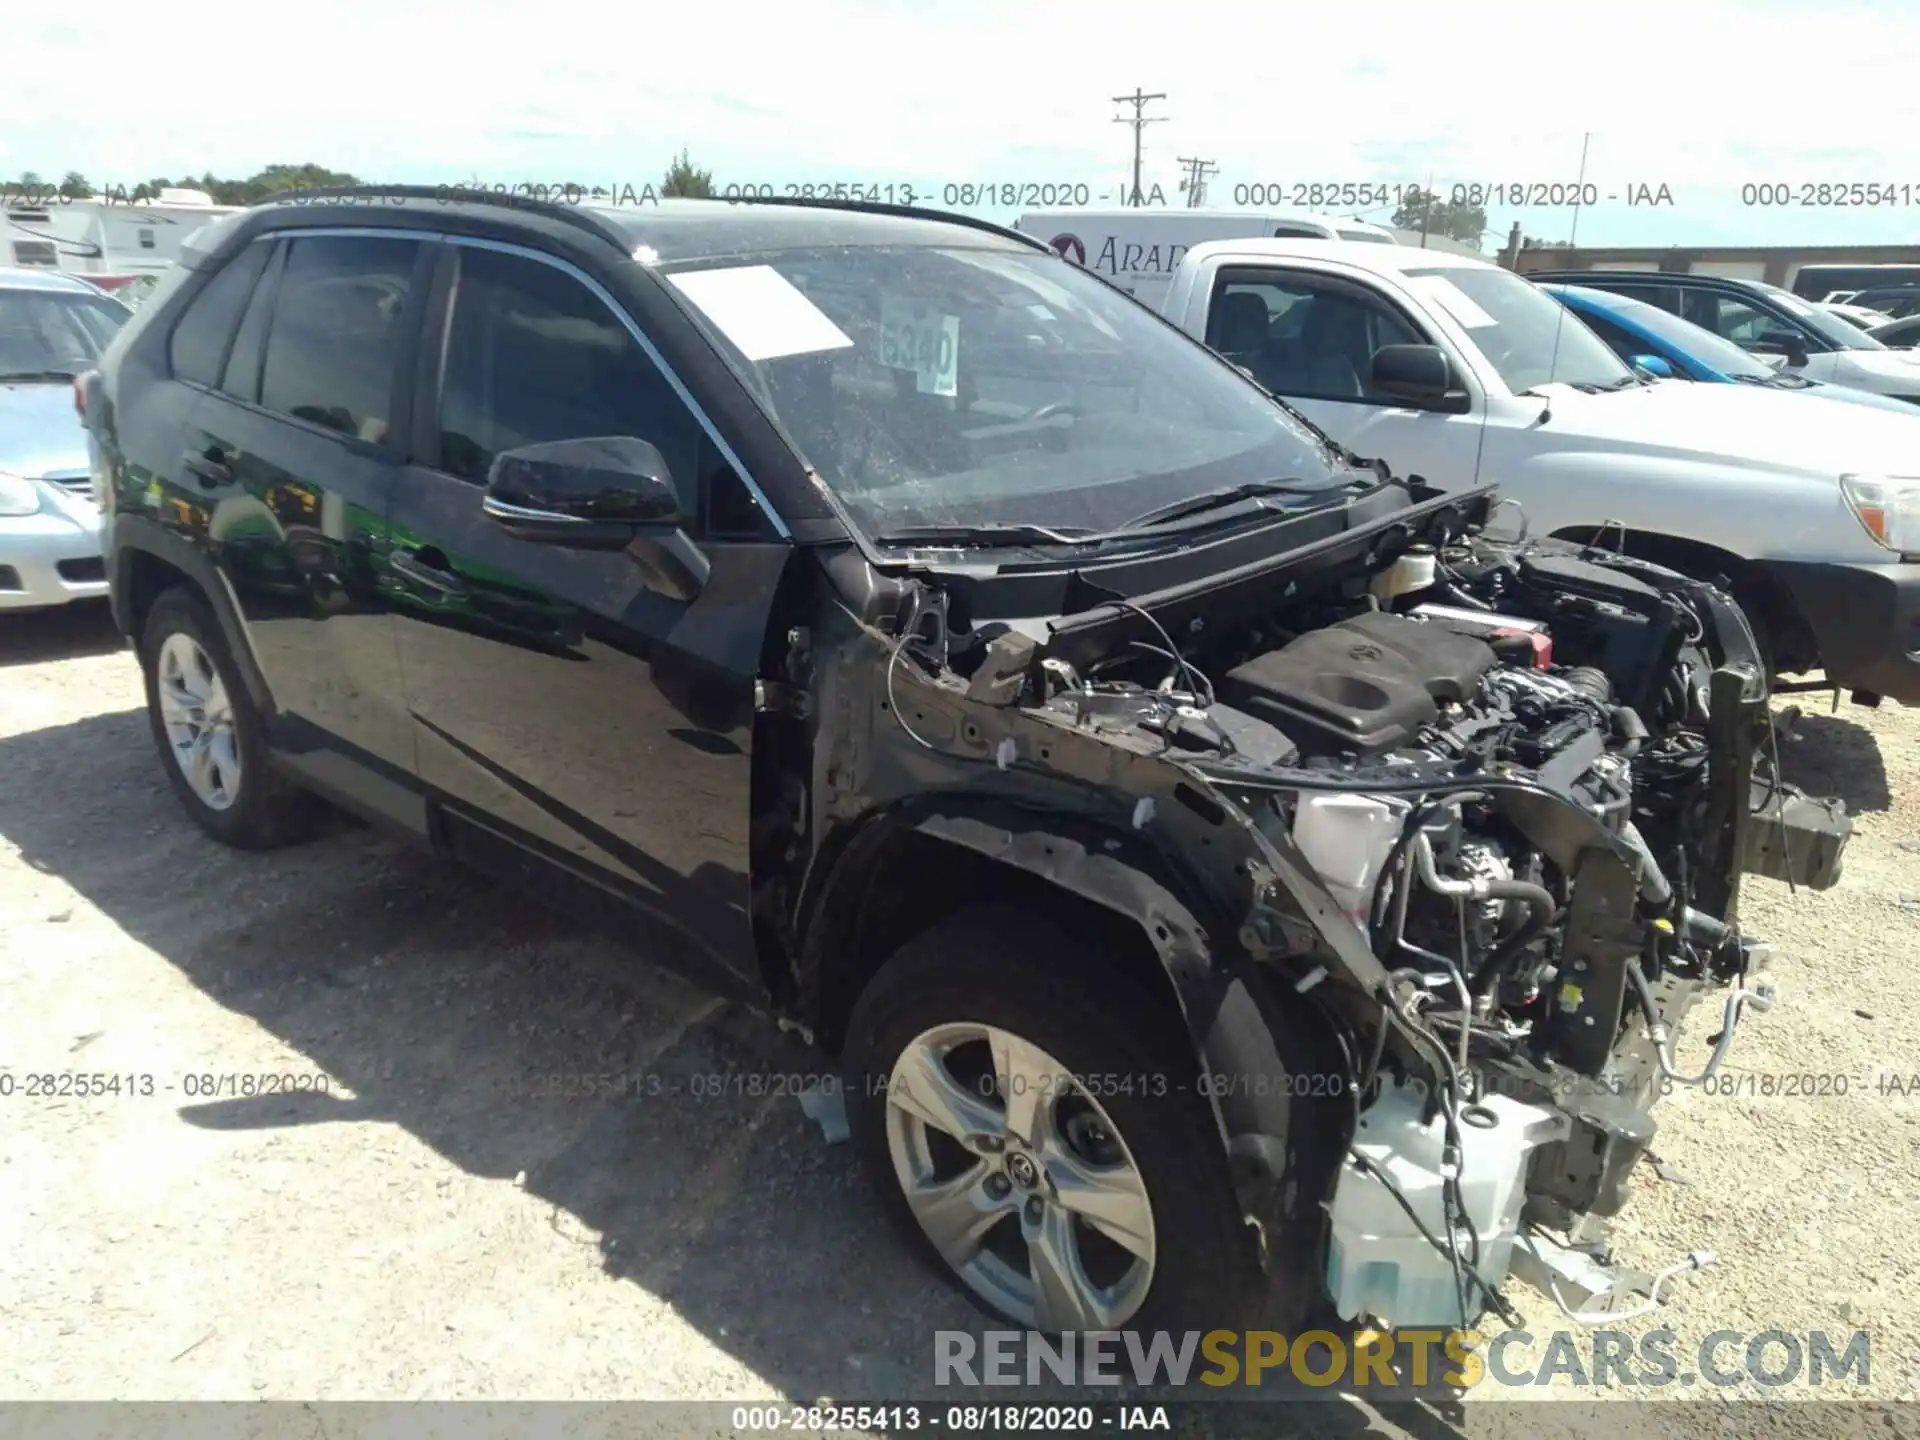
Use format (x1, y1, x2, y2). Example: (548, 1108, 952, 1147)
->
(1511, 1227, 1655, 1314)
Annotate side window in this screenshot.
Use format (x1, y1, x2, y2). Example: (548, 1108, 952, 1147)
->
(168, 241, 272, 388)
(219, 243, 284, 403)
(1576, 310, 1655, 365)
(1679, 292, 1784, 347)
(258, 235, 420, 444)
(436, 246, 701, 510)
(1206, 274, 1422, 402)
(1607, 283, 1680, 315)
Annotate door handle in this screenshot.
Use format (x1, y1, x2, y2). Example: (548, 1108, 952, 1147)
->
(181, 450, 232, 488)
(391, 547, 471, 599)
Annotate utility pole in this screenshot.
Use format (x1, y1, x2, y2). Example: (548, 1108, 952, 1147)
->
(1112, 88, 1168, 206)
(1177, 156, 1218, 208)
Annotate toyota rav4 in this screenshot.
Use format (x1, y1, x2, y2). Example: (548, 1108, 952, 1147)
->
(84, 190, 1850, 1337)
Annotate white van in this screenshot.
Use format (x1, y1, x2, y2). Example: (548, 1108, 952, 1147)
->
(1013, 208, 1396, 312)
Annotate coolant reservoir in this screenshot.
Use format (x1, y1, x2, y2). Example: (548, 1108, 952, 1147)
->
(1369, 544, 1438, 603)
(1326, 1080, 1571, 1329)
(1291, 794, 1408, 932)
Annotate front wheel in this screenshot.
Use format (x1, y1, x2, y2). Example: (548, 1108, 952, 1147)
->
(843, 904, 1267, 1334)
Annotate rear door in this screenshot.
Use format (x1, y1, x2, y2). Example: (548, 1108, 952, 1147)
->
(1200, 264, 1487, 488)
(386, 238, 790, 1000)
(176, 229, 431, 805)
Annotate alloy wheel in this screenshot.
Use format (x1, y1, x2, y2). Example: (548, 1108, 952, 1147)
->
(155, 632, 242, 812)
(883, 1021, 1157, 1331)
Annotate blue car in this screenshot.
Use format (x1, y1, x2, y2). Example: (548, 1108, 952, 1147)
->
(1542, 283, 1920, 415)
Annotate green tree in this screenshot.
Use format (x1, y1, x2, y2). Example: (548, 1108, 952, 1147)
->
(661, 149, 715, 199)
(239, 163, 361, 202)
(58, 171, 93, 199)
(19, 171, 44, 187)
(1391, 186, 1488, 246)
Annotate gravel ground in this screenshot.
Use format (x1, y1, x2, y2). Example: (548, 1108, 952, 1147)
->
(2, 603, 1917, 1439)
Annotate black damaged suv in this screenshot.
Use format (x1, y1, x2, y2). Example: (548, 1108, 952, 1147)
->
(85, 190, 1848, 1335)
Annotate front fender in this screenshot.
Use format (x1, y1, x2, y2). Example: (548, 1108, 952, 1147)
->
(798, 793, 1345, 1279)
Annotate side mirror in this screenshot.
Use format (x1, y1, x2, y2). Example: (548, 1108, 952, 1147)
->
(1749, 332, 1809, 368)
(1631, 353, 1674, 378)
(1371, 344, 1470, 412)
(483, 436, 710, 601)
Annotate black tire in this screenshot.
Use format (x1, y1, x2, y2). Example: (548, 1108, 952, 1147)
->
(139, 585, 318, 850)
(843, 903, 1267, 1335)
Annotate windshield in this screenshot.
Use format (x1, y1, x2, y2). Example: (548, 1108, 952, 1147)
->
(1564, 288, 1776, 378)
(660, 245, 1346, 541)
(1403, 266, 1632, 392)
(1752, 282, 1887, 351)
(0, 288, 130, 377)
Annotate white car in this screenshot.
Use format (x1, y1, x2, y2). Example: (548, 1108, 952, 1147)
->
(1, 268, 131, 610)
(1150, 239, 1920, 704)
(1012, 208, 1396, 311)
(1820, 301, 1896, 331)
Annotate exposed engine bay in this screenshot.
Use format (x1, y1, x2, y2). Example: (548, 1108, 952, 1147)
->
(853, 484, 1853, 1332)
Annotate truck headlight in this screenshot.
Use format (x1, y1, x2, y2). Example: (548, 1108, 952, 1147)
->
(1839, 473, 1920, 555)
(0, 472, 44, 518)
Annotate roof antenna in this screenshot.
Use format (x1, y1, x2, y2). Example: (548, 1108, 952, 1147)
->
(1537, 131, 1594, 427)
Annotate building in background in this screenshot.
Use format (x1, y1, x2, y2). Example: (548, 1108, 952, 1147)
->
(1506, 239, 1920, 295)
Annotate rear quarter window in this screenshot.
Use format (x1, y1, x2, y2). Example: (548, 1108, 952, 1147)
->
(168, 241, 273, 387)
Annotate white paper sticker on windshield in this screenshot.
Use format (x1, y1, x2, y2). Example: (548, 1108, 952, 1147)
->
(666, 265, 853, 361)
(1408, 274, 1498, 329)
(879, 293, 959, 397)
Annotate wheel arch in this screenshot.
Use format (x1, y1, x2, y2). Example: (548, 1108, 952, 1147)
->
(111, 520, 276, 717)
(796, 795, 1346, 1276)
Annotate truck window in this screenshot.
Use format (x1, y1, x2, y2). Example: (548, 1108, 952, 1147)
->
(1678, 292, 1785, 349)
(1403, 266, 1632, 393)
(1205, 276, 1422, 403)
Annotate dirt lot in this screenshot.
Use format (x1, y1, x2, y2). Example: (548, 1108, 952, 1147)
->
(3, 603, 1917, 1436)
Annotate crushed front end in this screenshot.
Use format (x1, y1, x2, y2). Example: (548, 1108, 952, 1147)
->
(847, 483, 1851, 1332)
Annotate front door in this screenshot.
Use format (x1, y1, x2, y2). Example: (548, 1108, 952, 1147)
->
(1202, 267, 1487, 491)
(386, 238, 789, 999)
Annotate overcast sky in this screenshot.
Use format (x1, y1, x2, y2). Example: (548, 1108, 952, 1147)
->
(7, 0, 1917, 249)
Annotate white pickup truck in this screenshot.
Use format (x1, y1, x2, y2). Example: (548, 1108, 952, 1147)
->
(1143, 238, 1920, 705)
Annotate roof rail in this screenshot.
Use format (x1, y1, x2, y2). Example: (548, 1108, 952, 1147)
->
(257, 185, 1054, 256)
(708, 193, 1054, 252)
(254, 185, 634, 250)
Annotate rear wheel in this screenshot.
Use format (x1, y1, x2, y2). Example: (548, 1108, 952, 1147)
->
(843, 904, 1267, 1334)
(140, 587, 317, 850)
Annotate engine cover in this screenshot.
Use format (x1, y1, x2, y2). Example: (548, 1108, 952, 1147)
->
(1219, 611, 1500, 757)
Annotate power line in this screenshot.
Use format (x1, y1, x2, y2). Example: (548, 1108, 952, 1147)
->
(1111, 89, 1168, 207)
(1177, 156, 1218, 208)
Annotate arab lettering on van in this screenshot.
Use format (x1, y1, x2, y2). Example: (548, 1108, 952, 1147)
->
(1092, 238, 1190, 280)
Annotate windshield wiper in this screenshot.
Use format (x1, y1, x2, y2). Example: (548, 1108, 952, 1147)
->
(871, 522, 1102, 550)
(0, 369, 80, 384)
(1115, 477, 1342, 532)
